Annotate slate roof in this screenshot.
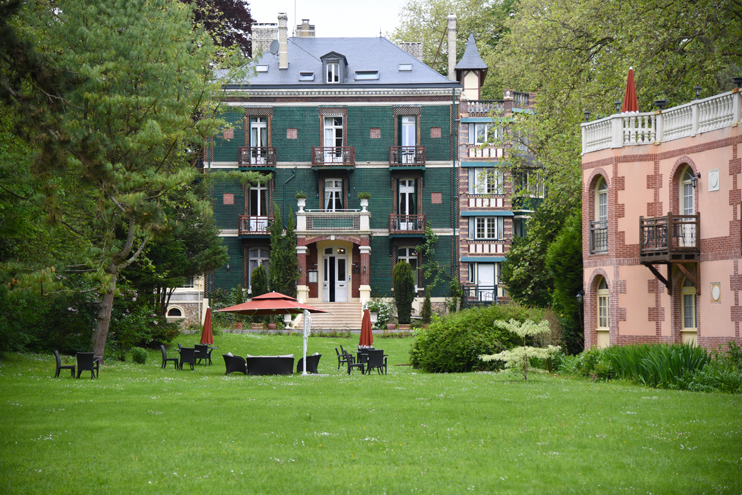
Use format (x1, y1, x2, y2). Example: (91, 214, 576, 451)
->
(455, 32, 487, 71)
(226, 37, 459, 88)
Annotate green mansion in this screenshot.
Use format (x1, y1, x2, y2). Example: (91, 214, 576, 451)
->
(202, 14, 460, 327)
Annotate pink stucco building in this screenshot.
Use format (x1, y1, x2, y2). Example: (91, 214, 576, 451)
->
(581, 87, 742, 349)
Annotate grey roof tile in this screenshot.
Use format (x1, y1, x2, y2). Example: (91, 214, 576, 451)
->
(455, 32, 487, 70)
(227, 37, 458, 88)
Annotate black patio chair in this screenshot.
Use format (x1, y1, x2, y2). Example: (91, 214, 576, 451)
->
(347, 353, 365, 375)
(160, 345, 178, 369)
(223, 354, 247, 375)
(76, 352, 99, 379)
(365, 349, 388, 375)
(54, 350, 75, 378)
(195, 344, 213, 365)
(297, 353, 322, 374)
(335, 347, 353, 370)
(179, 347, 196, 370)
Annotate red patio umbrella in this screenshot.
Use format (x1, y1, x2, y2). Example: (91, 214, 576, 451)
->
(622, 67, 639, 113)
(216, 292, 329, 316)
(359, 308, 374, 348)
(200, 307, 213, 345)
(217, 292, 329, 375)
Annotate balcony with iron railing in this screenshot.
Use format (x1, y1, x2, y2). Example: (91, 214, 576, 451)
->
(389, 146, 426, 166)
(461, 284, 500, 306)
(639, 213, 700, 262)
(238, 215, 274, 236)
(311, 146, 355, 166)
(238, 147, 277, 167)
(388, 214, 426, 236)
(589, 220, 608, 254)
(581, 90, 742, 154)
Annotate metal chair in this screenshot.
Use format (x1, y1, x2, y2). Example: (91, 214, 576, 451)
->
(160, 345, 178, 369)
(54, 350, 75, 378)
(179, 347, 196, 370)
(76, 352, 99, 379)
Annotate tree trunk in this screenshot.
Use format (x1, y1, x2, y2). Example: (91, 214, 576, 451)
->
(92, 268, 119, 363)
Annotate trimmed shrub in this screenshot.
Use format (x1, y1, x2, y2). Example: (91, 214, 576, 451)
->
(421, 290, 432, 324)
(131, 347, 147, 364)
(410, 303, 546, 373)
(393, 261, 415, 324)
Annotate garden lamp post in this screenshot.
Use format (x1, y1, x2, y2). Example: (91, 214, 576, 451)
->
(576, 289, 585, 337)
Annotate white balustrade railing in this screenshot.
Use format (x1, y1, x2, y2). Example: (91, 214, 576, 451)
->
(582, 90, 742, 154)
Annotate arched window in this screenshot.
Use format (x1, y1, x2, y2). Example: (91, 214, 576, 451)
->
(590, 178, 608, 253)
(677, 167, 697, 248)
(167, 307, 183, 317)
(596, 277, 609, 348)
(681, 278, 697, 345)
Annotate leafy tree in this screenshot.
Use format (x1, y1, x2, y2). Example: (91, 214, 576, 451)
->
(393, 260, 415, 324)
(390, 0, 516, 98)
(0, 0, 246, 360)
(545, 209, 583, 354)
(181, 0, 254, 57)
(480, 319, 560, 380)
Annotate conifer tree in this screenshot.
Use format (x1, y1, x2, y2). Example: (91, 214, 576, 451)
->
(393, 261, 415, 324)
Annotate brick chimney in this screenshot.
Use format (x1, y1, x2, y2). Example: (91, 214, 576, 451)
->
(278, 13, 288, 70)
(296, 19, 315, 37)
(447, 14, 457, 81)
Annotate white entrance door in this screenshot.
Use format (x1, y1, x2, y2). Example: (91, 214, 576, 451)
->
(322, 247, 348, 302)
(477, 263, 495, 301)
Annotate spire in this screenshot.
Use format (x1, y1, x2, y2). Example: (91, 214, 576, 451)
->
(455, 32, 488, 83)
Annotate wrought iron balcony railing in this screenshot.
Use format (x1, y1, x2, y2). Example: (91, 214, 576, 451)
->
(311, 146, 355, 166)
(640, 213, 699, 260)
(388, 146, 426, 165)
(389, 214, 426, 235)
(238, 215, 274, 235)
(238, 147, 276, 166)
(590, 220, 608, 254)
(461, 284, 499, 305)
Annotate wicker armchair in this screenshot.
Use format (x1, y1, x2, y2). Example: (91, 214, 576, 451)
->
(223, 354, 247, 375)
(54, 350, 75, 378)
(297, 353, 322, 374)
(76, 352, 99, 379)
(160, 345, 179, 369)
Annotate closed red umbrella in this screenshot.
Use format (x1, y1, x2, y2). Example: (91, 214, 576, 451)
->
(359, 308, 374, 348)
(622, 67, 639, 113)
(200, 307, 213, 345)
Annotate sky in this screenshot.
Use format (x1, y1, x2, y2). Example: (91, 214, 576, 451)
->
(249, 0, 407, 38)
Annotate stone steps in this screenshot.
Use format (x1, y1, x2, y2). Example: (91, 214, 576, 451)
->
(292, 302, 363, 331)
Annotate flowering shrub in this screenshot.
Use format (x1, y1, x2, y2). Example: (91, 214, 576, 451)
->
(479, 319, 560, 380)
(365, 299, 394, 330)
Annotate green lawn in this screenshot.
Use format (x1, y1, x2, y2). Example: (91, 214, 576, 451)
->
(1, 334, 741, 494)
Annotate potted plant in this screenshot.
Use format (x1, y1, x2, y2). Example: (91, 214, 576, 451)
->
(357, 192, 371, 212)
(295, 191, 307, 212)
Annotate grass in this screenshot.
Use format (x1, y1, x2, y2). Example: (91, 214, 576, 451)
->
(1, 334, 741, 494)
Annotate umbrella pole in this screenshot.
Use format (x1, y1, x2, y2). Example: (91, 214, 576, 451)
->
(302, 309, 310, 375)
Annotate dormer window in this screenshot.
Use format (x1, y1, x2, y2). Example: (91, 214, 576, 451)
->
(327, 63, 340, 83)
(320, 52, 347, 84)
(398, 64, 413, 71)
(299, 72, 314, 81)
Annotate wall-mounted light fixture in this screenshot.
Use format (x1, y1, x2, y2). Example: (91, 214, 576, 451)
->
(363, 265, 366, 274)
(690, 172, 701, 189)
(576, 289, 584, 305)
(226, 263, 230, 272)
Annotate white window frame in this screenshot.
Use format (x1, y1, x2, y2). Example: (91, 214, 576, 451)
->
(327, 63, 340, 83)
(470, 216, 504, 240)
(597, 278, 609, 331)
(469, 123, 497, 145)
(682, 278, 697, 331)
(324, 178, 343, 211)
(469, 168, 504, 195)
(525, 170, 545, 198)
